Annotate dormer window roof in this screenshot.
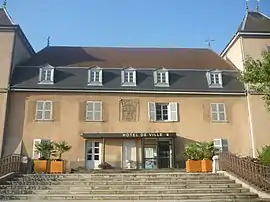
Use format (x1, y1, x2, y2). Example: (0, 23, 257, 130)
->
(38, 64, 55, 84)
(88, 66, 103, 86)
(121, 67, 136, 86)
(206, 70, 223, 88)
(154, 67, 169, 87)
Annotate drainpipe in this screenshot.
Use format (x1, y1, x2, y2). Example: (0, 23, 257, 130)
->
(246, 90, 256, 158)
(239, 37, 256, 158)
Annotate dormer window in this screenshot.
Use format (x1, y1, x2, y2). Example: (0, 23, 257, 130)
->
(206, 70, 223, 88)
(88, 66, 103, 86)
(38, 64, 54, 84)
(121, 67, 136, 86)
(154, 68, 169, 87)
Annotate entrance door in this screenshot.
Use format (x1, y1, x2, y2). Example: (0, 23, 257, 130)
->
(157, 141, 172, 168)
(122, 140, 137, 168)
(85, 141, 101, 169)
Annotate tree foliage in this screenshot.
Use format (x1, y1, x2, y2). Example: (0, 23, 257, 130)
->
(239, 51, 270, 110)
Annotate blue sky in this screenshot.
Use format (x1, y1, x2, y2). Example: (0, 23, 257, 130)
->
(5, 0, 270, 53)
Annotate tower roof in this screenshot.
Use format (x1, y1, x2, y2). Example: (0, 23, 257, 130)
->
(238, 11, 270, 33)
(0, 7, 14, 25)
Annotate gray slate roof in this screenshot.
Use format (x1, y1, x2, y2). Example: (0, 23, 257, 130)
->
(10, 67, 245, 93)
(0, 8, 13, 25)
(238, 11, 270, 33)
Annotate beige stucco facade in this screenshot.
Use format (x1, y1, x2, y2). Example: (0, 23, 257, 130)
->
(3, 92, 252, 168)
(222, 35, 270, 157)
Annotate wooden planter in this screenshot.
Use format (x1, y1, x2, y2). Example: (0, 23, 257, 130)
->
(50, 161, 65, 173)
(34, 160, 49, 173)
(201, 159, 212, 172)
(186, 160, 202, 172)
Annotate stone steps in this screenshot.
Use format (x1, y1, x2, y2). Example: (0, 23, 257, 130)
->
(0, 183, 243, 190)
(5, 179, 237, 185)
(0, 187, 250, 194)
(1, 172, 268, 201)
(0, 192, 259, 200)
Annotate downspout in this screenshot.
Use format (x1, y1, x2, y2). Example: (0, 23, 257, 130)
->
(240, 37, 256, 157)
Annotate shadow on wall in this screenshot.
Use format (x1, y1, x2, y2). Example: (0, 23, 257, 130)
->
(175, 137, 198, 169)
(2, 94, 26, 157)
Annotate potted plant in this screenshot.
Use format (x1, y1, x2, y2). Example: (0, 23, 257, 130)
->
(184, 142, 203, 172)
(200, 141, 216, 172)
(51, 141, 72, 173)
(34, 141, 53, 173)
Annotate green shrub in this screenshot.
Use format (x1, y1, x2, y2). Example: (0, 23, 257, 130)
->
(257, 145, 270, 165)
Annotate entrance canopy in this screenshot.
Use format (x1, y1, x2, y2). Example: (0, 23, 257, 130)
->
(81, 132, 177, 139)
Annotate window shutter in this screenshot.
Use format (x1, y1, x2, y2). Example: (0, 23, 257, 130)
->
(32, 139, 41, 159)
(35, 101, 44, 120)
(94, 101, 102, 121)
(206, 72, 211, 85)
(86, 102, 94, 121)
(153, 72, 157, 84)
(148, 102, 156, 121)
(99, 70, 103, 84)
(133, 70, 137, 85)
(169, 102, 178, 121)
(221, 139, 229, 152)
(88, 70, 92, 83)
(218, 73, 223, 86)
(165, 71, 169, 84)
(121, 70, 125, 84)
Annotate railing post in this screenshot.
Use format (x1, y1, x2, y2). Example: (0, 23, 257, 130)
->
(212, 155, 219, 173)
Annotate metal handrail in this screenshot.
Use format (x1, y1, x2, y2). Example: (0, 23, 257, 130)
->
(0, 154, 22, 177)
(219, 152, 270, 193)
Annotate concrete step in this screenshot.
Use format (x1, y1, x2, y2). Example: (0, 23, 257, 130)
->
(12, 176, 231, 182)
(0, 193, 259, 200)
(0, 188, 250, 195)
(5, 200, 270, 202)
(0, 183, 243, 190)
(6, 179, 236, 185)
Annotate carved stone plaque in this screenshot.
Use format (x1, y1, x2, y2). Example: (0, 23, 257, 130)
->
(120, 99, 139, 122)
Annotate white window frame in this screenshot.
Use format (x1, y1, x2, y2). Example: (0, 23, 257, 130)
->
(206, 70, 223, 88)
(154, 68, 169, 87)
(35, 100, 53, 121)
(148, 102, 178, 122)
(32, 139, 51, 159)
(213, 138, 228, 153)
(211, 103, 227, 122)
(85, 101, 102, 121)
(121, 67, 136, 86)
(38, 64, 55, 84)
(88, 67, 103, 86)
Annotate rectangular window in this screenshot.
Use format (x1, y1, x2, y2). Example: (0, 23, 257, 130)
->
(211, 103, 226, 121)
(122, 69, 136, 86)
(88, 69, 102, 85)
(210, 73, 220, 85)
(35, 101, 53, 120)
(40, 69, 53, 82)
(213, 139, 228, 153)
(148, 102, 178, 122)
(86, 101, 102, 121)
(124, 71, 134, 83)
(157, 72, 167, 83)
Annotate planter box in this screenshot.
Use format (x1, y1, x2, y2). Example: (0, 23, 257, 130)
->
(202, 159, 212, 172)
(34, 160, 49, 173)
(186, 160, 202, 172)
(50, 161, 65, 173)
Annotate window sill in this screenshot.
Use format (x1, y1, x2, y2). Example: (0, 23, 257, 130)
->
(85, 120, 104, 122)
(87, 82, 103, 86)
(122, 83, 136, 87)
(150, 120, 178, 123)
(34, 119, 54, 122)
(211, 120, 229, 123)
(38, 81, 54, 85)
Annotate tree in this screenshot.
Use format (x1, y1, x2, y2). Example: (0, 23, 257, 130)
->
(239, 51, 270, 110)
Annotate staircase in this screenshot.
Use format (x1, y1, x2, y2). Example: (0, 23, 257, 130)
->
(0, 171, 269, 201)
